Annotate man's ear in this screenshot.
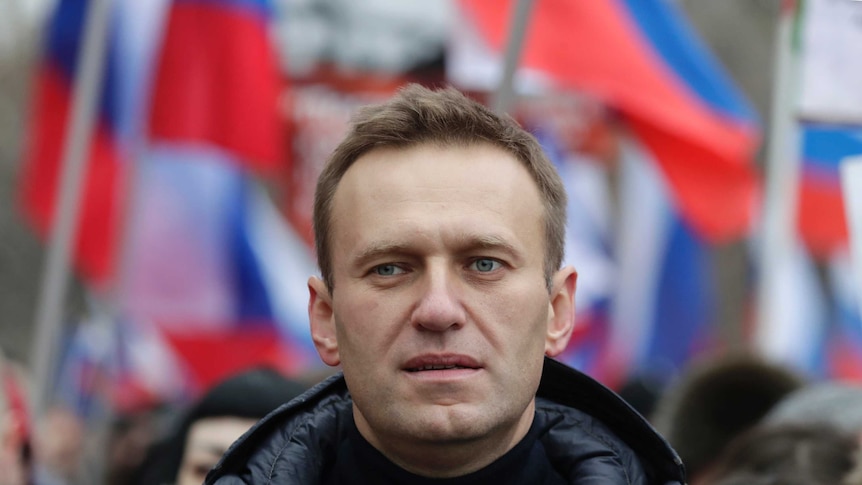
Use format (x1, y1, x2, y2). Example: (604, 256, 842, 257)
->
(308, 276, 340, 366)
(545, 266, 577, 357)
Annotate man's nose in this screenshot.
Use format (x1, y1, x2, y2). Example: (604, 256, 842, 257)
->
(410, 265, 466, 332)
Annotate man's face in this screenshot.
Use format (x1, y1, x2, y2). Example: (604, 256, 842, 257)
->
(308, 143, 576, 471)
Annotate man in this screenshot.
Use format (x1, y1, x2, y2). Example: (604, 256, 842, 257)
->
(206, 85, 685, 484)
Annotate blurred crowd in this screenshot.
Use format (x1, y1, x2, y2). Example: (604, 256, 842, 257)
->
(4, 344, 862, 484)
(0, 347, 315, 485)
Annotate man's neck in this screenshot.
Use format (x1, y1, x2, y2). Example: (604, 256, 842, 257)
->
(353, 403, 536, 478)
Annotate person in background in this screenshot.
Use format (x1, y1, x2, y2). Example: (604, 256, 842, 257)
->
(700, 423, 861, 485)
(758, 381, 862, 485)
(104, 403, 176, 485)
(206, 84, 685, 484)
(650, 352, 806, 485)
(31, 405, 85, 485)
(763, 381, 862, 438)
(650, 353, 806, 485)
(133, 367, 308, 485)
(0, 349, 30, 485)
(0, 416, 27, 485)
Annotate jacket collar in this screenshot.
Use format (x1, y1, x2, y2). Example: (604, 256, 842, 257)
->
(538, 358, 686, 483)
(208, 358, 686, 483)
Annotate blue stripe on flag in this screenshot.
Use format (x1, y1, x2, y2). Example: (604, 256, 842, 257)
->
(47, 0, 120, 130)
(232, 179, 275, 322)
(802, 124, 862, 171)
(645, 216, 714, 372)
(621, 0, 758, 124)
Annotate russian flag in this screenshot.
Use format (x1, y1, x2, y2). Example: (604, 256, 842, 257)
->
(23, 0, 316, 403)
(531, 117, 716, 387)
(756, 246, 862, 381)
(798, 123, 862, 258)
(458, 0, 760, 242)
(18, 0, 125, 286)
(609, 137, 717, 385)
(124, 0, 308, 394)
(148, 0, 283, 171)
(19, 0, 284, 287)
(119, 147, 319, 395)
(753, 127, 862, 379)
(54, 318, 119, 418)
(826, 251, 862, 380)
(54, 313, 194, 415)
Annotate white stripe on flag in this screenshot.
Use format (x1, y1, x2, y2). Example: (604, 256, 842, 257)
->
(245, 184, 319, 347)
(610, 137, 674, 370)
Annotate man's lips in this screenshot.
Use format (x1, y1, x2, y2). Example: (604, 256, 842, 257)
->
(402, 354, 482, 373)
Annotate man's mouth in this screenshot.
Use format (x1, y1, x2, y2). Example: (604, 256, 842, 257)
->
(402, 355, 481, 373)
(407, 364, 472, 372)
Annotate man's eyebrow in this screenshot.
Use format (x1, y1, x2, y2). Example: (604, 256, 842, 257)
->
(353, 235, 520, 263)
(461, 234, 519, 254)
(352, 241, 414, 267)
(459, 234, 525, 265)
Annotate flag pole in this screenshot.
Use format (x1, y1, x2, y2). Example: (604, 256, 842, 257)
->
(840, 156, 862, 323)
(491, 0, 534, 114)
(754, 0, 803, 357)
(29, 0, 114, 421)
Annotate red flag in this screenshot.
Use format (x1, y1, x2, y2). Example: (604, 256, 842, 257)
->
(162, 326, 305, 395)
(148, 0, 283, 171)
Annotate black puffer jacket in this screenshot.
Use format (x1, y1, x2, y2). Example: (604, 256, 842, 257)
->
(206, 358, 686, 484)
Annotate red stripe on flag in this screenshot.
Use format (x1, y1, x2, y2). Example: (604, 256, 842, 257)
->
(163, 325, 305, 395)
(629, 115, 759, 241)
(149, 3, 283, 171)
(797, 170, 848, 257)
(18, 63, 123, 286)
(459, 0, 759, 241)
(828, 337, 862, 381)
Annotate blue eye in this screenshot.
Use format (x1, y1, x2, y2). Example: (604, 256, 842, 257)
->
(373, 264, 403, 276)
(471, 259, 501, 272)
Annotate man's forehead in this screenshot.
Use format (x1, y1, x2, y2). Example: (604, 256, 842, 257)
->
(346, 141, 517, 171)
(337, 143, 533, 194)
(330, 142, 545, 240)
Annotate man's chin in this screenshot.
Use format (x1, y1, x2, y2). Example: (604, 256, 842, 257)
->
(401, 404, 496, 443)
